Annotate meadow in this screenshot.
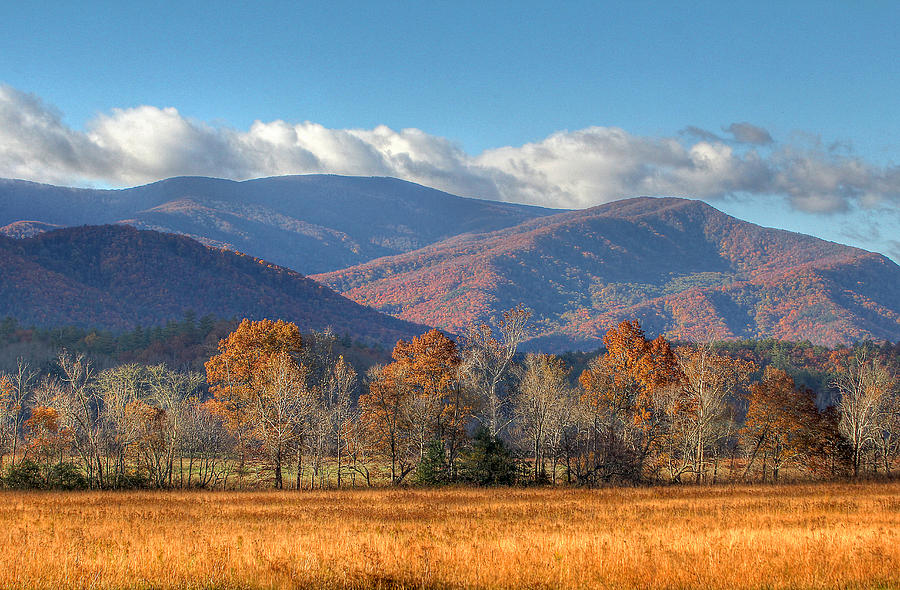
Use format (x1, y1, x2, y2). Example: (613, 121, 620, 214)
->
(1, 482, 898, 589)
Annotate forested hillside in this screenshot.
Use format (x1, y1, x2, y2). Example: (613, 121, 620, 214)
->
(0, 225, 426, 347)
(315, 197, 900, 349)
(3, 175, 899, 350)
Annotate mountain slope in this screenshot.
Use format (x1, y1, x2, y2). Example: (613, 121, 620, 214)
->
(0, 175, 557, 274)
(0, 225, 428, 347)
(313, 197, 900, 349)
(0, 220, 63, 239)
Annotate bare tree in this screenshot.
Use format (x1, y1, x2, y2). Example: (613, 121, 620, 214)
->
(304, 395, 329, 489)
(56, 351, 103, 487)
(299, 329, 348, 489)
(462, 304, 531, 439)
(326, 355, 357, 487)
(180, 399, 234, 489)
(344, 408, 373, 487)
(874, 385, 900, 476)
(96, 364, 148, 486)
(6, 359, 36, 465)
(0, 374, 14, 469)
(833, 352, 896, 477)
(514, 353, 569, 482)
(144, 365, 205, 487)
(673, 343, 752, 482)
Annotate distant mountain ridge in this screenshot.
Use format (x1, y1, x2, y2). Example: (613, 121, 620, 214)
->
(0, 225, 427, 347)
(0, 175, 558, 274)
(313, 197, 900, 349)
(2, 175, 898, 350)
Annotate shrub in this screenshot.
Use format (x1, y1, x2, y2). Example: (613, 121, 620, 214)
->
(3, 460, 45, 489)
(46, 462, 87, 490)
(109, 471, 152, 490)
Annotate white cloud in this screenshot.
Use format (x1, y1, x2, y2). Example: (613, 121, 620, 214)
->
(0, 86, 110, 184)
(1, 84, 899, 218)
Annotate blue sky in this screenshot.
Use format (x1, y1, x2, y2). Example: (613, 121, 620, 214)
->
(1, 1, 898, 260)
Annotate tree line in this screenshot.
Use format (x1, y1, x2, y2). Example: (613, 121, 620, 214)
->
(1, 309, 897, 490)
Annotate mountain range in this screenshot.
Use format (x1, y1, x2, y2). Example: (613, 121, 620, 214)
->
(1, 175, 898, 349)
(0, 175, 554, 275)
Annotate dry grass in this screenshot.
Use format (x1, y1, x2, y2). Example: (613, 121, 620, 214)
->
(1, 482, 898, 589)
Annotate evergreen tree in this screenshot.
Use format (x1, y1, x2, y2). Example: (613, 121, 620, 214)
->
(459, 428, 517, 486)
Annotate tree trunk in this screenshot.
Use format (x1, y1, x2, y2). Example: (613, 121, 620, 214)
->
(274, 447, 283, 489)
(695, 430, 704, 484)
(296, 445, 303, 490)
(336, 434, 342, 488)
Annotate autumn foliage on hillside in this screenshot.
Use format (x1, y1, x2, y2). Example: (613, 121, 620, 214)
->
(314, 197, 900, 349)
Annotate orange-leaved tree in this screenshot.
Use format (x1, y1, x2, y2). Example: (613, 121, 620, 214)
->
(579, 320, 679, 482)
(359, 329, 465, 484)
(359, 361, 414, 484)
(24, 406, 71, 471)
(393, 329, 466, 476)
(205, 318, 305, 487)
(741, 367, 820, 482)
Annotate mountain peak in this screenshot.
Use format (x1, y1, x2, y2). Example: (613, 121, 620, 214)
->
(314, 195, 900, 349)
(586, 195, 719, 218)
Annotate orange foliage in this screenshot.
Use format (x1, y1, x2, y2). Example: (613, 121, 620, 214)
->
(358, 329, 465, 483)
(742, 367, 821, 481)
(580, 321, 678, 427)
(204, 319, 303, 432)
(24, 405, 70, 464)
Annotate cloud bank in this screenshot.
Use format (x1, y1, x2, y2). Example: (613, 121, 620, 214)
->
(2, 84, 899, 215)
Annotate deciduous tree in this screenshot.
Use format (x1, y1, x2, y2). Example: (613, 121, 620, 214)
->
(55, 351, 103, 487)
(251, 352, 313, 489)
(741, 367, 820, 481)
(671, 343, 753, 482)
(205, 319, 304, 484)
(579, 321, 679, 482)
(833, 352, 896, 477)
(462, 305, 531, 439)
(359, 363, 415, 484)
(515, 353, 569, 482)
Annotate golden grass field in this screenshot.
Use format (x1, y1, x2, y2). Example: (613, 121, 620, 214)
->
(1, 482, 898, 589)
